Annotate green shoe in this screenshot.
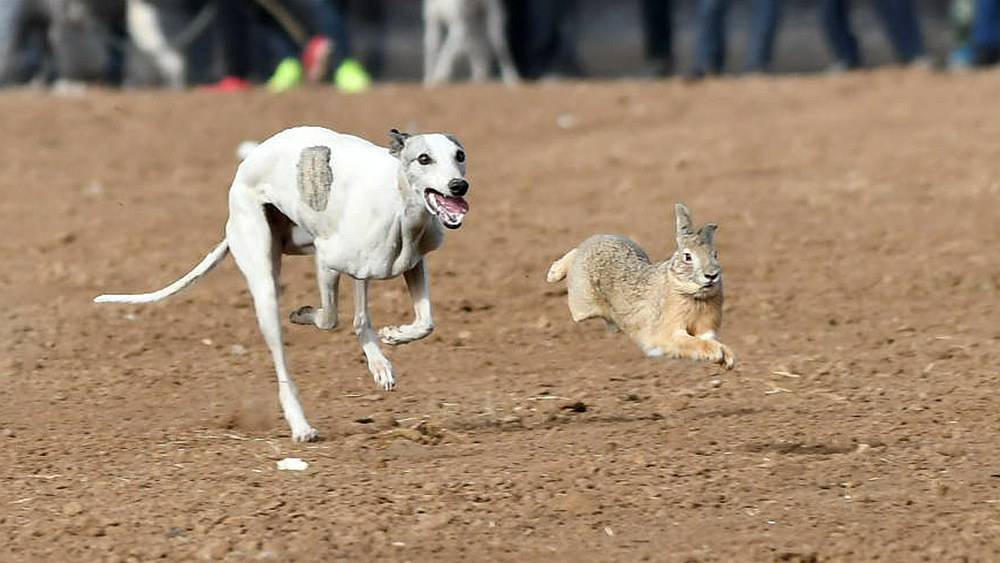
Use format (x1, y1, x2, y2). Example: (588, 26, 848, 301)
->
(334, 58, 371, 94)
(268, 58, 304, 93)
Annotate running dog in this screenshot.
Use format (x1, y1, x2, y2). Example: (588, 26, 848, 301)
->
(423, 0, 519, 86)
(95, 126, 472, 442)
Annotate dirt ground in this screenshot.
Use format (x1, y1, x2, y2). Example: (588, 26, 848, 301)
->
(2, 71, 999, 562)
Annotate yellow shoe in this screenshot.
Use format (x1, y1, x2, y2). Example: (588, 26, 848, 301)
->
(334, 58, 371, 94)
(268, 58, 304, 93)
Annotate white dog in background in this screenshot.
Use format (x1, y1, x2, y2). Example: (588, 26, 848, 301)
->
(125, 0, 186, 88)
(423, 0, 519, 86)
(95, 126, 473, 442)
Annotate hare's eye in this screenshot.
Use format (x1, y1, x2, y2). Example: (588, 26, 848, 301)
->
(417, 154, 432, 165)
(682, 252, 693, 263)
(712, 250, 719, 260)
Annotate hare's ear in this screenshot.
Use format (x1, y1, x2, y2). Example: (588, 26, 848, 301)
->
(698, 223, 718, 246)
(388, 128, 411, 158)
(675, 203, 694, 240)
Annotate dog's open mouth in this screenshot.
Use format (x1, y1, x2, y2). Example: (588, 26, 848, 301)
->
(424, 189, 469, 229)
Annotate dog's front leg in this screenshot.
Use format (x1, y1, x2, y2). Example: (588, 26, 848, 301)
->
(354, 279, 396, 390)
(379, 259, 434, 345)
(290, 259, 339, 330)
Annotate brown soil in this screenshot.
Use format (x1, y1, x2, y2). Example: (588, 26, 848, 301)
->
(2, 72, 999, 562)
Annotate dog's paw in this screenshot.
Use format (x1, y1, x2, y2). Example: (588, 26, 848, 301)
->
(367, 355, 396, 391)
(289, 306, 316, 325)
(379, 323, 432, 346)
(290, 425, 319, 443)
(289, 306, 337, 330)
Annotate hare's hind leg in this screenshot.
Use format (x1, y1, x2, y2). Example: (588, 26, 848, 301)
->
(566, 275, 604, 322)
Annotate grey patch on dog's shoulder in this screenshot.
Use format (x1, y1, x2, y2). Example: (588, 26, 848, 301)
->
(297, 146, 333, 212)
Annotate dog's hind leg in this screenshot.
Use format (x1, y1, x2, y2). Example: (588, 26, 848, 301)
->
(485, 0, 520, 85)
(354, 279, 396, 390)
(290, 258, 340, 330)
(423, 14, 444, 86)
(227, 190, 317, 442)
(430, 20, 467, 84)
(379, 259, 434, 345)
(126, 0, 185, 88)
(467, 29, 491, 82)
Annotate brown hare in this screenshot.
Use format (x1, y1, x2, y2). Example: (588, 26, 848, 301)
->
(546, 203, 735, 369)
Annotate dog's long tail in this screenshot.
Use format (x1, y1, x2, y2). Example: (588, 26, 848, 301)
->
(93, 239, 230, 304)
(546, 248, 578, 283)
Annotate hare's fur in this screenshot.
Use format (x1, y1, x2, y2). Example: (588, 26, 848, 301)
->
(547, 204, 734, 369)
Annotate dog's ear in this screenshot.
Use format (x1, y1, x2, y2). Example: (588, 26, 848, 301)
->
(388, 128, 411, 158)
(444, 133, 464, 150)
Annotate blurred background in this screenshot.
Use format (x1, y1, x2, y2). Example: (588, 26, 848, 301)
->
(0, 0, 995, 93)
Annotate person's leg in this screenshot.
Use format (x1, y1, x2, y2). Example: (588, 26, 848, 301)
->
(874, 0, 925, 63)
(515, 0, 558, 79)
(693, 0, 728, 76)
(551, 0, 583, 77)
(640, 0, 673, 75)
(215, 0, 252, 80)
(971, 0, 1000, 63)
(893, 0, 925, 63)
(745, 0, 781, 72)
(47, 0, 107, 84)
(355, 0, 385, 78)
(0, 0, 29, 85)
(282, 0, 351, 68)
(820, 0, 861, 68)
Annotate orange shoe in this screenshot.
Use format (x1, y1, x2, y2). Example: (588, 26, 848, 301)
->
(302, 36, 332, 83)
(204, 76, 251, 92)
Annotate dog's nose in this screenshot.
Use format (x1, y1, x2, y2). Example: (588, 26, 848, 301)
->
(448, 178, 469, 197)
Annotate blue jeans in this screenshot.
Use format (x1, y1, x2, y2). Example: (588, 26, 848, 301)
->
(972, 0, 1000, 57)
(820, 0, 925, 67)
(694, 0, 782, 75)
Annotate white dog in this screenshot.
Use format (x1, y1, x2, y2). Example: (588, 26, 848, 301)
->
(95, 127, 472, 442)
(125, 0, 186, 88)
(423, 0, 519, 86)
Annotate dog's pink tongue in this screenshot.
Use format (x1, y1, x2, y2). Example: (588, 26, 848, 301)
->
(438, 194, 469, 215)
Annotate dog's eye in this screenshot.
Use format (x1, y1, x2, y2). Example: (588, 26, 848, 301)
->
(456, 150, 465, 163)
(417, 154, 432, 165)
(683, 252, 693, 263)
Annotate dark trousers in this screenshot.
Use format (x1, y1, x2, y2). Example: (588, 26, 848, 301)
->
(693, 0, 782, 75)
(283, 0, 352, 68)
(640, 0, 673, 63)
(972, 0, 1000, 62)
(820, 0, 925, 67)
(505, 0, 579, 79)
(216, 0, 352, 80)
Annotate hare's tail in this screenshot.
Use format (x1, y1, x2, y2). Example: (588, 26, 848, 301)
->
(546, 248, 578, 283)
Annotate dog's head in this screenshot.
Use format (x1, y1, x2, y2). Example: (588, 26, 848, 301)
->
(389, 128, 470, 229)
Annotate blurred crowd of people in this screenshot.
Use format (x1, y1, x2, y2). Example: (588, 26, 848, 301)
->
(0, 0, 998, 92)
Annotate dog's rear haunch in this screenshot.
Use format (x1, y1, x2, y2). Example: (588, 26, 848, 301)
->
(547, 203, 735, 369)
(95, 126, 472, 442)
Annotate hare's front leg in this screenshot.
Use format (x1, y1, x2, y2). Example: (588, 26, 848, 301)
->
(651, 330, 735, 369)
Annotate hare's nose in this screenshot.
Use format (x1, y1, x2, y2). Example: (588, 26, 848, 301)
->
(704, 272, 719, 283)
